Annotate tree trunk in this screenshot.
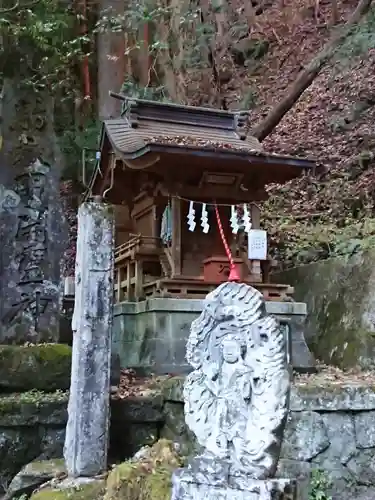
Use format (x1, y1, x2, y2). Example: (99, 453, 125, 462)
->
(251, 0, 373, 142)
(97, 0, 126, 119)
(331, 0, 339, 25)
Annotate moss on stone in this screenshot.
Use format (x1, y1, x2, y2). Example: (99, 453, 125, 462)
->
(0, 344, 72, 391)
(30, 480, 105, 500)
(24, 459, 66, 475)
(160, 376, 185, 403)
(0, 390, 68, 411)
(273, 252, 375, 369)
(104, 439, 184, 500)
(0, 390, 68, 427)
(6, 459, 67, 499)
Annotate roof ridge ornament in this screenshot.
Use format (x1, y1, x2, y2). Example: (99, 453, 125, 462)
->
(123, 98, 139, 128)
(234, 111, 250, 140)
(109, 91, 243, 132)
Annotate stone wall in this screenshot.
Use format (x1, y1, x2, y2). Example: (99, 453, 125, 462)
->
(159, 376, 375, 500)
(113, 298, 315, 373)
(0, 390, 165, 492)
(3, 373, 375, 500)
(271, 251, 375, 369)
(0, 392, 67, 490)
(0, 343, 121, 492)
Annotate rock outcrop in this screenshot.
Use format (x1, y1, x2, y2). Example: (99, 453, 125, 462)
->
(0, 344, 72, 391)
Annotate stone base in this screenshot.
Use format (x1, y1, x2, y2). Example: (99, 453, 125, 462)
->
(171, 468, 296, 500)
(112, 298, 315, 374)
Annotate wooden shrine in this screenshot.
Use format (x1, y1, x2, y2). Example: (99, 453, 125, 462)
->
(88, 96, 316, 302)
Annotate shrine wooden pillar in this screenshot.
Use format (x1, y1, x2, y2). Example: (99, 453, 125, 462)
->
(171, 196, 182, 277)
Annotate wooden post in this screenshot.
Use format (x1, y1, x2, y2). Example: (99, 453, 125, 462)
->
(64, 201, 114, 477)
(125, 262, 131, 301)
(171, 196, 182, 277)
(116, 266, 122, 303)
(134, 259, 142, 299)
(151, 205, 158, 238)
(249, 203, 262, 283)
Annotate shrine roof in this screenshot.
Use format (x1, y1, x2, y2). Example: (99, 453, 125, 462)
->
(101, 97, 262, 158)
(98, 96, 315, 168)
(88, 96, 317, 201)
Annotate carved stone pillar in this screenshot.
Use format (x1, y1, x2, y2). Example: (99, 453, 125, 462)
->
(64, 200, 114, 477)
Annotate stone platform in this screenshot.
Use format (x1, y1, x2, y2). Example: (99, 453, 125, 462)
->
(112, 298, 315, 374)
(172, 468, 296, 500)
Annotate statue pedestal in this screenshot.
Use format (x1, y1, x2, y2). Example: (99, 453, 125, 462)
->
(171, 468, 296, 500)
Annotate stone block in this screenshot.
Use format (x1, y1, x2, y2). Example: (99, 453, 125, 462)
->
(160, 402, 199, 457)
(0, 394, 68, 492)
(346, 449, 375, 486)
(38, 428, 66, 460)
(172, 469, 297, 500)
(29, 477, 106, 500)
(281, 411, 329, 461)
(290, 384, 375, 411)
(350, 486, 375, 500)
(114, 340, 148, 367)
(111, 395, 164, 423)
(112, 298, 313, 374)
(163, 402, 187, 436)
(0, 428, 42, 490)
(0, 393, 68, 427)
(354, 411, 375, 448)
(310, 413, 357, 493)
(318, 413, 356, 463)
(5, 459, 66, 500)
(0, 344, 72, 391)
(156, 338, 187, 366)
(117, 339, 190, 374)
(272, 252, 375, 369)
(161, 376, 185, 402)
(277, 460, 311, 500)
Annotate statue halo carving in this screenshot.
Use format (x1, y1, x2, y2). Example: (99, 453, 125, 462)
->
(183, 281, 290, 479)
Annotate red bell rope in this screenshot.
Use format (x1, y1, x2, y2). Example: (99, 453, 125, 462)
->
(214, 203, 240, 282)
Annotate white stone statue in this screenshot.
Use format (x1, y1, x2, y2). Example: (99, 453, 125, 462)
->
(184, 282, 290, 480)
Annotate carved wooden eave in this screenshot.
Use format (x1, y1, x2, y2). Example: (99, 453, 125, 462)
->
(86, 97, 316, 203)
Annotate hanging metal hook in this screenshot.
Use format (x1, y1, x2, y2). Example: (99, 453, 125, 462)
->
(103, 154, 115, 200)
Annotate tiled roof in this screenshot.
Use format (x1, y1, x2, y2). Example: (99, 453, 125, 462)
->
(101, 98, 262, 158)
(89, 98, 317, 200)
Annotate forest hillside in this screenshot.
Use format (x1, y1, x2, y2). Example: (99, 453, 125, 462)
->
(2, 0, 374, 271)
(95, 0, 375, 269)
(249, 0, 375, 268)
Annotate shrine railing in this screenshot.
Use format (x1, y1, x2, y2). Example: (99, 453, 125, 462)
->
(114, 235, 161, 302)
(115, 234, 160, 263)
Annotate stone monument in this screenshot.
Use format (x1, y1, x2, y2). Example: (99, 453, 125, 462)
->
(64, 200, 114, 477)
(171, 282, 296, 500)
(0, 158, 65, 343)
